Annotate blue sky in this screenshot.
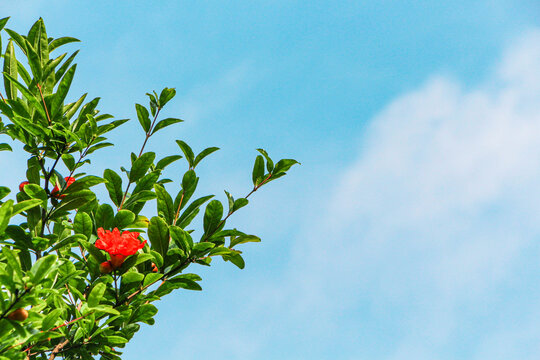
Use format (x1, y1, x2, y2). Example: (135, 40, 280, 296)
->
(2, 1, 540, 359)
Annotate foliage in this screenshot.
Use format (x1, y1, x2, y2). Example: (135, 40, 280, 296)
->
(0, 17, 298, 359)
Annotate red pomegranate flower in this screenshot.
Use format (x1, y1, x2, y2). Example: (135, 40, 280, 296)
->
(95, 228, 147, 269)
(19, 181, 30, 192)
(51, 177, 76, 198)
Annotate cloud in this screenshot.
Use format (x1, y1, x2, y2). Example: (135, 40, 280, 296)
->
(285, 28, 540, 358)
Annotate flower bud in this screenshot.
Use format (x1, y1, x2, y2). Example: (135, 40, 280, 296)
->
(151, 263, 158, 273)
(109, 254, 126, 269)
(19, 181, 30, 192)
(7, 308, 28, 322)
(99, 261, 113, 274)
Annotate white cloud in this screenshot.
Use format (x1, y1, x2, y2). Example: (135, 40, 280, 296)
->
(284, 28, 540, 358)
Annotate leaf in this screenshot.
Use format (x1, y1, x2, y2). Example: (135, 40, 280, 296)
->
(273, 159, 300, 174)
(252, 155, 265, 186)
(131, 303, 157, 324)
(3, 40, 17, 100)
(103, 169, 123, 207)
(151, 118, 183, 135)
(114, 210, 136, 230)
(74, 212, 92, 238)
(30, 254, 57, 283)
(169, 226, 193, 252)
(176, 140, 194, 168)
(61, 154, 75, 171)
(48, 37, 80, 52)
(12, 199, 42, 215)
(203, 200, 223, 234)
(193, 147, 219, 167)
(167, 276, 202, 291)
(23, 184, 47, 207)
(0, 187, 10, 200)
(230, 234, 261, 248)
(177, 195, 213, 229)
(42, 309, 62, 331)
(95, 203, 114, 230)
(155, 155, 182, 170)
(224, 252, 245, 269)
(232, 198, 248, 212)
(129, 152, 156, 183)
(52, 64, 77, 118)
(154, 184, 174, 224)
(88, 283, 106, 308)
(0, 200, 13, 234)
(148, 216, 169, 257)
(257, 148, 274, 172)
(135, 103, 150, 133)
(63, 175, 105, 194)
(80, 241, 107, 263)
(158, 87, 176, 106)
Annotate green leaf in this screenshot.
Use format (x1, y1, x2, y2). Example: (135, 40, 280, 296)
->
(176, 140, 194, 168)
(169, 226, 193, 252)
(25, 41, 42, 81)
(88, 283, 106, 307)
(154, 184, 174, 224)
(232, 198, 248, 212)
(0, 200, 14, 234)
(167, 276, 202, 291)
(130, 152, 156, 183)
(23, 184, 47, 207)
(203, 200, 223, 234)
(63, 175, 105, 194)
(3, 40, 17, 100)
(103, 169, 123, 207)
(114, 210, 136, 230)
(224, 252, 245, 269)
(0, 143, 11, 152)
(95, 203, 114, 230)
(51, 64, 76, 118)
(80, 241, 107, 263)
(158, 87, 176, 106)
(131, 303, 158, 324)
(135, 103, 150, 133)
(193, 147, 220, 167)
(151, 117, 183, 135)
(30, 254, 57, 283)
(42, 309, 62, 330)
(148, 216, 169, 257)
(74, 212, 93, 238)
(257, 148, 274, 172)
(252, 155, 265, 186)
(0, 187, 10, 200)
(12, 199, 42, 215)
(230, 234, 261, 248)
(273, 159, 300, 174)
(177, 195, 213, 229)
(155, 155, 182, 170)
(48, 37, 80, 52)
(61, 154, 75, 171)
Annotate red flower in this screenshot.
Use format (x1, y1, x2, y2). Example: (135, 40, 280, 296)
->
(51, 177, 76, 198)
(19, 181, 30, 192)
(95, 228, 146, 269)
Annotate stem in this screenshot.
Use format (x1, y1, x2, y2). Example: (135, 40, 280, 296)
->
(48, 339, 69, 360)
(36, 83, 52, 125)
(172, 192, 185, 225)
